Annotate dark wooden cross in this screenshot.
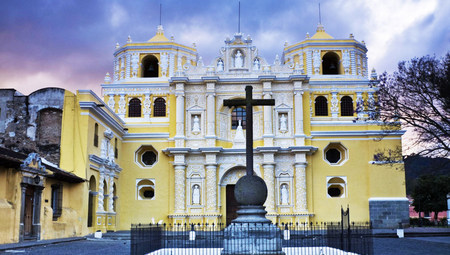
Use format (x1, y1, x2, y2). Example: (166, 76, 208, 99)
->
(224, 86, 275, 176)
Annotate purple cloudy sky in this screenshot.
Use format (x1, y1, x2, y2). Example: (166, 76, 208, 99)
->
(0, 0, 448, 96)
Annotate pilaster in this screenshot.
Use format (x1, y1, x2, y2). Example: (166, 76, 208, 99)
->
(175, 83, 185, 147)
(206, 82, 216, 146)
(293, 81, 305, 145)
(263, 163, 276, 213)
(330, 92, 339, 119)
(294, 163, 307, 212)
(262, 81, 274, 146)
(174, 165, 186, 213)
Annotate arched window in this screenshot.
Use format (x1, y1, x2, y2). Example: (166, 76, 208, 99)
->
(315, 96, 328, 116)
(103, 180, 108, 211)
(113, 183, 117, 212)
(142, 55, 159, 77)
(128, 98, 141, 117)
(137, 179, 155, 200)
(322, 52, 340, 75)
(340, 96, 354, 116)
(231, 107, 246, 129)
(153, 98, 166, 117)
(327, 177, 346, 198)
(94, 123, 99, 147)
(114, 138, 118, 159)
(87, 176, 96, 227)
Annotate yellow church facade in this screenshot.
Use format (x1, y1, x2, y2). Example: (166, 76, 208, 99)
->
(0, 24, 408, 243)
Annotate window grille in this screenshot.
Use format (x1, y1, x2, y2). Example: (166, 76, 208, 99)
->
(51, 184, 63, 221)
(340, 96, 354, 116)
(315, 96, 328, 116)
(231, 107, 246, 129)
(153, 98, 166, 117)
(94, 123, 99, 147)
(128, 98, 142, 117)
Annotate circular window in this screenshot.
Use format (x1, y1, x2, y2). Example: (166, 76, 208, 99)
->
(142, 151, 157, 166)
(326, 149, 341, 164)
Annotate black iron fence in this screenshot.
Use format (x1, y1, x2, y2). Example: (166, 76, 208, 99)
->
(131, 222, 373, 255)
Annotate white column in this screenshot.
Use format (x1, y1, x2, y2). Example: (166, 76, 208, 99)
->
(294, 81, 304, 145)
(206, 164, 217, 212)
(295, 163, 307, 212)
(206, 94, 215, 136)
(263, 164, 276, 213)
(108, 173, 115, 212)
(97, 169, 105, 212)
(174, 165, 186, 213)
(263, 81, 273, 146)
(206, 82, 216, 146)
(175, 83, 185, 147)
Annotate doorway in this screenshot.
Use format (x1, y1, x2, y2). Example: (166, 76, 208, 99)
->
(24, 186, 35, 239)
(226, 185, 239, 225)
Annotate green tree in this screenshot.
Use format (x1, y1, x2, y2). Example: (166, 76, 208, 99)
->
(411, 175, 450, 222)
(375, 53, 450, 158)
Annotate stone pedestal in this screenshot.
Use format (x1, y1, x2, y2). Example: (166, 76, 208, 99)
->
(221, 175, 285, 255)
(222, 221, 284, 255)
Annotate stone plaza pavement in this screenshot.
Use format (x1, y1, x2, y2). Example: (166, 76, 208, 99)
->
(0, 228, 449, 255)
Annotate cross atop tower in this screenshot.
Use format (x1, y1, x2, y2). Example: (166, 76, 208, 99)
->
(224, 86, 275, 176)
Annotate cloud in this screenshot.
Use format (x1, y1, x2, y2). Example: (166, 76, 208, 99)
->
(110, 2, 129, 28)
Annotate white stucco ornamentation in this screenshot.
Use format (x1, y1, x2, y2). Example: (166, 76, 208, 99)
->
(263, 164, 275, 212)
(118, 94, 126, 115)
(342, 50, 350, 75)
(295, 164, 307, 212)
(131, 53, 139, 78)
(367, 92, 377, 120)
(98, 172, 105, 212)
(174, 166, 186, 213)
(160, 52, 169, 77)
(356, 92, 364, 120)
(108, 173, 114, 212)
(107, 94, 115, 111)
(206, 165, 217, 212)
(143, 93, 151, 118)
(313, 50, 321, 74)
(330, 92, 339, 117)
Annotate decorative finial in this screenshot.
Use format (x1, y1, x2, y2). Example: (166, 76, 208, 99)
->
(362, 40, 366, 45)
(115, 42, 120, 49)
(127, 35, 132, 43)
(316, 23, 325, 32)
(284, 41, 288, 47)
(349, 33, 354, 39)
(306, 32, 310, 39)
(104, 72, 111, 83)
(170, 35, 174, 42)
(157, 25, 164, 35)
(192, 43, 196, 48)
(371, 68, 378, 80)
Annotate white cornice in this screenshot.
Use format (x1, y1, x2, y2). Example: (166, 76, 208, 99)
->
(79, 101, 125, 136)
